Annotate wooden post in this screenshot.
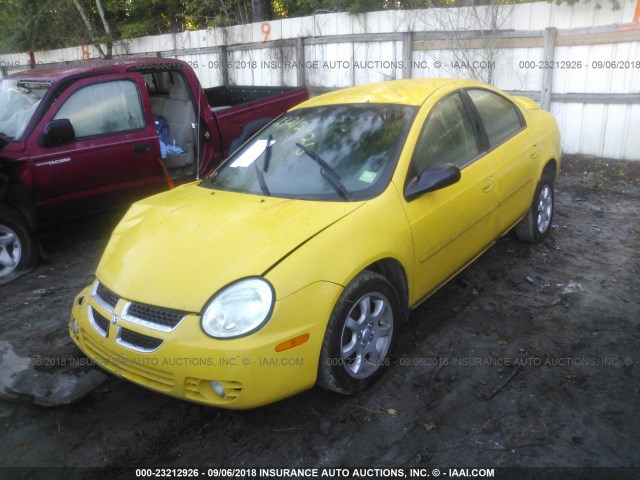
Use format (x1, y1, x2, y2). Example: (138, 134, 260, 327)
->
(219, 45, 228, 86)
(402, 32, 413, 79)
(540, 27, 556, 111)
(296, 37, 306, 87)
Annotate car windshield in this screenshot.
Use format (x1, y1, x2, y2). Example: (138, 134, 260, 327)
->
(203, 104, 416, 201)
(0, 79, 50, 141)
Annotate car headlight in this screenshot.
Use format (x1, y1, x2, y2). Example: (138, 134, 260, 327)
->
(201, 277, 274, 338)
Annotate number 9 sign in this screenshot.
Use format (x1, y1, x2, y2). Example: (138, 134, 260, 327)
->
(261, 22, 270, 47)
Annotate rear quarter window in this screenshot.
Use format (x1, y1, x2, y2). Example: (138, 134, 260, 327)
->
(467, 89, 524, 148)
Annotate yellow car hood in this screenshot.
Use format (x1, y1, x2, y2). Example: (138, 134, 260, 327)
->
(97, 184, 362, 312)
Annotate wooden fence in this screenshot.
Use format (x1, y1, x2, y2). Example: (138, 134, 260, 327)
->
(1, 2, 639, 159)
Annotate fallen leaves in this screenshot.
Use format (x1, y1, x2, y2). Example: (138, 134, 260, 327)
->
(422, 422, 437, 431)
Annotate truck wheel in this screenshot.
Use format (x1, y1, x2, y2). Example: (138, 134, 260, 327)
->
(514, 171, 555, 243)
(0, 206, 37, 284)
(317, 271, 399, 395)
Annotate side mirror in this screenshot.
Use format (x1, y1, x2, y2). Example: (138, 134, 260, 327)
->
(404, 163, 461, 201)
(40, 119, 75, 147)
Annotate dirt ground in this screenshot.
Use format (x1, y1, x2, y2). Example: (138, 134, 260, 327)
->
(0, 155, 638, 474)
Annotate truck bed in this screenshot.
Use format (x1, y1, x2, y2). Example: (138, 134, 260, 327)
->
(205, 85, 305, 109)
(207, 86, 308, 155)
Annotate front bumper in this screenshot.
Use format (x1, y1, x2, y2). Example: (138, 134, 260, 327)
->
(69, 280, 342, 409)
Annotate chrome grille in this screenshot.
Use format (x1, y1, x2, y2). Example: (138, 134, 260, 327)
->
(89, 306, 110, 337)
(95, 282, 119, 310)
(117, 327, 163, 352)
(125, 303, 185, 330)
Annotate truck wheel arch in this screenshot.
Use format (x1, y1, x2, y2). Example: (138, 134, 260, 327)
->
(4, 181, 38, 232)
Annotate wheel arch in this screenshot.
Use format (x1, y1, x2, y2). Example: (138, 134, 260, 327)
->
(3, 182, 38, 231)
(542, 158, 558, 182)
(362, 258, 410, 323)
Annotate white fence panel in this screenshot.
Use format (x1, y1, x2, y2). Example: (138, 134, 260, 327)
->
(0, 2, 638, 159)
(602, 104, 639, 159)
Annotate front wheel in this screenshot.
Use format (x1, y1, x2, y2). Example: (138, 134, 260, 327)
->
(0, 206, 37, 284)
(514, 172, 555, 243)
(317, 271, 399, 395)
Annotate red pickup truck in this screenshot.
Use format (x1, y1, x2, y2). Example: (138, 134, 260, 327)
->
(0, 58, 308, 283)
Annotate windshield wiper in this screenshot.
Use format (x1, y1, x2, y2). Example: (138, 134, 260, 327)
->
(254, 155, 270, 196)
(263, 135, 273, 173)
(295, 143, 351, 201)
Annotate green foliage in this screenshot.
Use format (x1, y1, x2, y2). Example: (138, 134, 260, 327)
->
(276, 0, 418, 17)
(0, 0, 86, 53)
(0, 0, 252, 54)
(549, 0, 623, 11)
(0, 0, 624, 55)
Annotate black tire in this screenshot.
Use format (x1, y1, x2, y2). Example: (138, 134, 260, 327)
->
(0, 206, 37, 285)
(514, 171, 555, 243)
(317, 271, 399, 395)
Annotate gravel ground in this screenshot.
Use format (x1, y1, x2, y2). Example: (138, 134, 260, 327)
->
(0, 155, 638, 476)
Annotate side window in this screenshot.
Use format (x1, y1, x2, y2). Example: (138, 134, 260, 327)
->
(54, 80, 145, 139)
(467, 89, 523, 147)
(411, 92, 479, 175)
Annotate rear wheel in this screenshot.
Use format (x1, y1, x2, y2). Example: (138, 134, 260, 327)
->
(0, 206, 37, 284)
(515, 171, 555, 243)
(317, 271, 399, 395)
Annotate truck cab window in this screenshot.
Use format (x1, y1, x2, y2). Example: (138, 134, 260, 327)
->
(54, 80, 145, 139)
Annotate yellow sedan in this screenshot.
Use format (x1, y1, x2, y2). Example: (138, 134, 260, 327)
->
(69, 79, 561, 409)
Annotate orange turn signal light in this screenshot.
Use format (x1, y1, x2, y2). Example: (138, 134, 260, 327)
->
(275, 333, 310, 352)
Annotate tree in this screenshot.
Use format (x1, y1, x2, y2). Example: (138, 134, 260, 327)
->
(72, 0, 114, 57)
(413, 0, 514, 84)
(0, 0, 252, 55)
(0, 0, 86, 54)
(550, 0, 623, 10)
(2, 0, 622, 56)
(253, 0, 272, 21)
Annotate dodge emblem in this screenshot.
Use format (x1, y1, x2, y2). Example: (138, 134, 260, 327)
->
(111, 314, 119, 325)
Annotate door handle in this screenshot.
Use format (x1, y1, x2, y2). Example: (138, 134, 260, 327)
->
(482, 177, 495, 193)
(133, 143, 151, 153)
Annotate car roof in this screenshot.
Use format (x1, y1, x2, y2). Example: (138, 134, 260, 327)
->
(295, 79, 488, 108)
(5, 57, 187, 84)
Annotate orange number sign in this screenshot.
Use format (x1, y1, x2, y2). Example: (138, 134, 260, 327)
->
(261, 22, 271, 47)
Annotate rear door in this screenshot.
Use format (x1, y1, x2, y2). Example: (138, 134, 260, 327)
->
(401, 91, 499, 302)
(463, 88, 537, 233)
(29, 73, 164, 220)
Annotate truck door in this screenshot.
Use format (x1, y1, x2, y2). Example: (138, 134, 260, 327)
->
(29, 73, 164, 220)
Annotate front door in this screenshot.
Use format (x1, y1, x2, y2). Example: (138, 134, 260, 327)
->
(401, 91, 498, 303)
(29, 73, 164, 220)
